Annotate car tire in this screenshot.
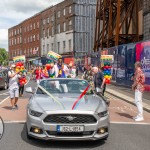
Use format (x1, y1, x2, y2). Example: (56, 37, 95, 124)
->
(3, 82, 7, 90)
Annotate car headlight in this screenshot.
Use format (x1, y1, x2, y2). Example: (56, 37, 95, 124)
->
(97, 111, 108, 118)
(29, 109, 43, 117)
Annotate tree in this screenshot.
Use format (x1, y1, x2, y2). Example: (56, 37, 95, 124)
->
(0, 48, 8, 66)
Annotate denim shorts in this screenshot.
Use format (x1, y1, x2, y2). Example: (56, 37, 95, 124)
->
(9, 88, 19, 99)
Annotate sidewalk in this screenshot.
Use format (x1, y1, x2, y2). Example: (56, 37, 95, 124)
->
(106, 84, 150, 113)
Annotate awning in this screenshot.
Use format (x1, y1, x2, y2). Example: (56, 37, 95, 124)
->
(27, 57, 40, 62)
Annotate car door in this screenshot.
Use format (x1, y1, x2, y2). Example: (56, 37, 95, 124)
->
(0, 72, 4, 87)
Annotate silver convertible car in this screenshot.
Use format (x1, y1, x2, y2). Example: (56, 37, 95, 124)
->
(25, 78, 110, 141)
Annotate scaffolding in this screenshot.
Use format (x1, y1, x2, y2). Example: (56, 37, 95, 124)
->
(94, 0, 140, 51)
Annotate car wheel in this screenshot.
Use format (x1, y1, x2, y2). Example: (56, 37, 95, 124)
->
(3, 82, 7, 90)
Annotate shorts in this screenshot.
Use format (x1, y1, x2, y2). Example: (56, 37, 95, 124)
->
(9, 88, 19, 99)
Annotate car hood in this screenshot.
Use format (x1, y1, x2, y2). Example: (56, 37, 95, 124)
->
(29, 94, 106, 112)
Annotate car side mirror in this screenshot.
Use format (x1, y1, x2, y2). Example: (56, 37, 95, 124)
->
(25, 87, 33, 94)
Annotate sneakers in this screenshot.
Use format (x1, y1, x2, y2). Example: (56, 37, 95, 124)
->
(12, 105, 19, 111)
(15, 104, 19, 110)
(135, 117, 144, 122)
(133, 115, 144, 121)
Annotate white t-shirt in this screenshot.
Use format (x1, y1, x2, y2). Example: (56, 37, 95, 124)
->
(8, 70, 20, 90)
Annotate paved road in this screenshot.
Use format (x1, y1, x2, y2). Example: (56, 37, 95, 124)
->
(0, 79, 150, 150)
(0, 123, 149, 150)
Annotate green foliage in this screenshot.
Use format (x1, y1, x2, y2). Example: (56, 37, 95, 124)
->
(0, 48, 8, 66)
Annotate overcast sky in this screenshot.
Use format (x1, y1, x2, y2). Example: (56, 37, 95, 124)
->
(0, 0, 63, 51)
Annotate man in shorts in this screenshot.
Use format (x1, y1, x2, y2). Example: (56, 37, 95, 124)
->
(8, 64, 20, 111)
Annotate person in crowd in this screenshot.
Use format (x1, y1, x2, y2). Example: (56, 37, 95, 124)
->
(82, 64, 93, 82)
(48, 62, 57, 78)
(98, 66, 106, 96)
(132, 61, 145, 121)
(18, 71, 26, 97)
(56, 58, 68, 78)
(93, 66, 106, 96)
(8, 64, 21, 111)
(35, 66, 42, 84)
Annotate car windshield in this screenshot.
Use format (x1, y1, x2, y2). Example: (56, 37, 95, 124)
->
(36, 79, 89, 95)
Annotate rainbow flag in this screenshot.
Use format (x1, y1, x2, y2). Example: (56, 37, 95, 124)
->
(47, 51, 62, 62)
(13, 55, 26, 63)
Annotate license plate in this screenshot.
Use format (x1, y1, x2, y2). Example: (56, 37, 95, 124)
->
(57, 125, 84, 133)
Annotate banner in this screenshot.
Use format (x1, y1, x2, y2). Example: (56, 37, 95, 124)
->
(13, 55, 26, 63)
(136, 41, 150, 91)
(47, 51, 62, 62)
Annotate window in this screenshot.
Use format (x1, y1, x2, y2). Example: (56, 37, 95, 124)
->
(43, 45, 45, 54)
(17, 29, 19, 34)
(47, 17, 50, 23)
(37, 34, 39, 40)
(12, 31, 13, 36)
(9, 39, 11, 46)
(14, 30, 16, 35)
(57, 11, 60, 18)
(27, 26, 29, 31)
(63, 22, 66, 32)
(69, 39, 72, 51)
(15, 38, 16, 45)
(51, 15, 54, 22)
(24, 38, 26, 44)
(30, 24, 32, 30)
(27, 37, 29, 43)
(63, 41, 66, 52)
(57, 42, 60, 53)
(63, 8, 66, 16)
(47, 44, 49, 53)
(24, 27, 26, 32)
(33, 23, 36, 29)
(20, 37, 22, 43)
(37, 22, 39, 28)
(30, 48, 32, 53)
(33, 35, 35, 41)
(47, 28, 49, 37)
(69, 20, 72, 30)
(30, 36, 32, 42)
(43, 19, 45, 25)
(20, 28, 22, 33)
(51, 43, 54, 51)
(43, 29, 45, 38)
(24, 49, 26, 54)
(52, 26, 54, 36)
(69, 6, 72, 14)
(20, 50, 22, 55)
(12, 39, 13, 45)
(57, 24, 60, 33)
(17, 37, 19, 44)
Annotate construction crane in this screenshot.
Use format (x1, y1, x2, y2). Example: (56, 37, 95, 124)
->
(94, 0, 142, 51)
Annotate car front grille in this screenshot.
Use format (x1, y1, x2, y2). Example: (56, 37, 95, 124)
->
(46, 131, 94, 137)
(43, 114, 97, 124)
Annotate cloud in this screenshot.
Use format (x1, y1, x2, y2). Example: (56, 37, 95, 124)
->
(0, 29, 8, 50)
(0, 0, 64, 51)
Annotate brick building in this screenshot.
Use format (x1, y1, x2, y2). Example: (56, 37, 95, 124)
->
(8, 0, 97, 65)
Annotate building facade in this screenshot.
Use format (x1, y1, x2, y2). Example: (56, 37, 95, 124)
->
(8, 0, 97, 63)
(143, 0, 150, 40)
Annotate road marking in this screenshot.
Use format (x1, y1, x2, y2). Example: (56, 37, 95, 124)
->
(0, 92, 9, 96)
(4, 120, 26, 124)
(0, 96, 10, 105)
(111, 121, 150, 125)
(0, 77, 30, 105)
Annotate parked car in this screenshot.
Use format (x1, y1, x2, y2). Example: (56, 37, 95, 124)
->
(25, 78, 110, 141)
(0, 70, 9, 90)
